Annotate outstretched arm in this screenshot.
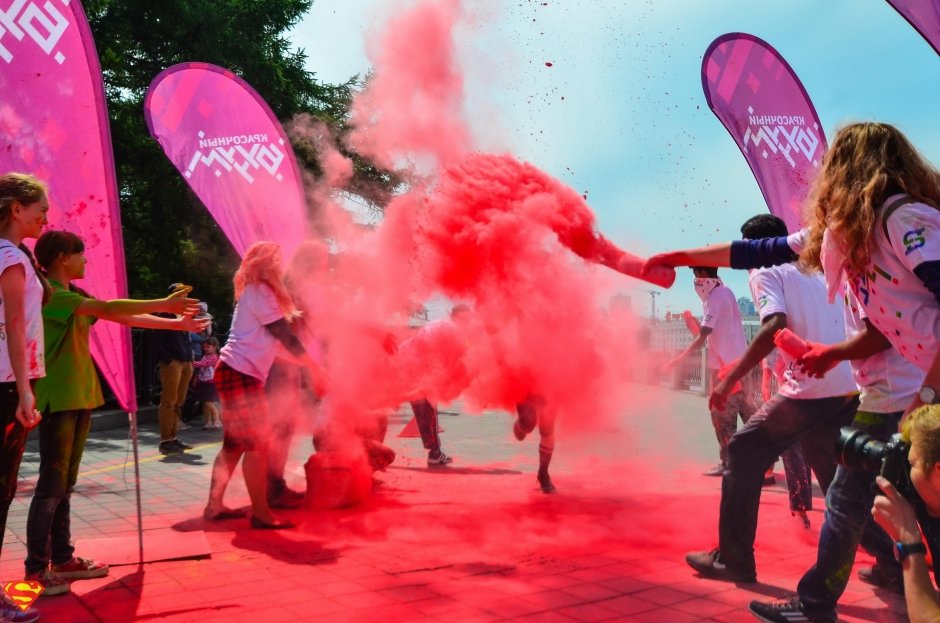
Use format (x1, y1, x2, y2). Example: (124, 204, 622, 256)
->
(75, 286, 200, 320)
(644, 243, 733, 270)
(111, 313, 209, 333)
(643, 235, 800, 275)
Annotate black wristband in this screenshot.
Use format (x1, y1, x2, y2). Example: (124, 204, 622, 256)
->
(895, 541, 927, 562)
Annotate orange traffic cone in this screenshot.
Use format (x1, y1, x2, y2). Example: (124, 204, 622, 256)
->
(397, 416, 444, 438)
(398, 416, 421, 438)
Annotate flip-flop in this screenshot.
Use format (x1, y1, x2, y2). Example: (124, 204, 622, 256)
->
(204, 507, 247, 521)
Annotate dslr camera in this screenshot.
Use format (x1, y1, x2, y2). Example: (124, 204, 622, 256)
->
(836, 427, 920, 503)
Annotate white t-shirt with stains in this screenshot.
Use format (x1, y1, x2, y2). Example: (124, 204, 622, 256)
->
(219, 283, 285, 382)
(0, 241, 44, 382)
(847, 197, 940, 374)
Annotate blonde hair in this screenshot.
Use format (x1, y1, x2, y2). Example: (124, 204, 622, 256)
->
(233, 241, 296, 316)
(0, 173, 46, 224)
(800, 122, 940, 276)
(903, 404, 940, 469)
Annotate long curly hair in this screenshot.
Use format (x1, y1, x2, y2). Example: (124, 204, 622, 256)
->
(233, 241, 296, 317)
(800, 122, 940, 276)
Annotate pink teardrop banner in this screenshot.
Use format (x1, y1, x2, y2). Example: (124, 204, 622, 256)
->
(144, 62, 309, 259)
(0, 0, 135, 411)
(702, 33, 827, 233)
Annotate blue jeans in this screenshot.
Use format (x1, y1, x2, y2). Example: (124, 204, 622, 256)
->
(24, 409, 91, 573)
(718, 394, 859, 573)
(798, 410, 910, 618)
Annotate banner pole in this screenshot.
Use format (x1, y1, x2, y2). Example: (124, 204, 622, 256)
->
(128, 411, 144, 563)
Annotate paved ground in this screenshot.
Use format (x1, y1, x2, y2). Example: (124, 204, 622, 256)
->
(1, 384, 908, 622)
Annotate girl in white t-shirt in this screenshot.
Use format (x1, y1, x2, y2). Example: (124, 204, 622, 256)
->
(799, 122, 940, 417)
(0, 173, 48, 623)
(205, 242, 329, 530)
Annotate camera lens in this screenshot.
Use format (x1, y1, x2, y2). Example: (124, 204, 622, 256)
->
(835, 427, 886, 473)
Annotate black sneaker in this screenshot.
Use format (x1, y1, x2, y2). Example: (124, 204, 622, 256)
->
(159, 440, 183, 455)
(703, 463, 725, 477)
(858, 563, 904, 595)
(173, 439, 194, 451)
(749, 598, 834, 623)
(269, 488, 305, 510)
(685, 548, 756, 583)
(427, 450, 453, 466)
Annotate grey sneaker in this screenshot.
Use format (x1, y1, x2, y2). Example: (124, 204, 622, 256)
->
(24, 568, 70, 596)
(52, 556, 109, 579)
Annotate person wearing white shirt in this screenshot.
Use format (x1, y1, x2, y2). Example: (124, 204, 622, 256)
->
(666, 268, 755, 476)
(685, 214, 859, 584)
(641, 123, 940, 623)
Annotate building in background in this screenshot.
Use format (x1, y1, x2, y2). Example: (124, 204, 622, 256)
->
(737, 296, 756, 317)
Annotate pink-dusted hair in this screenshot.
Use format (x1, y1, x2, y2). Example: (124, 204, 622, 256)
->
(233, 241, 297, 316)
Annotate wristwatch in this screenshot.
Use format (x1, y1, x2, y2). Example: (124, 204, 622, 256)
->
(918, 385, 938, 404)
(895, 541, 927, 562)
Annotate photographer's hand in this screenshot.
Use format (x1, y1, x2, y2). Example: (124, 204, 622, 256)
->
(872, 476, 921, 543)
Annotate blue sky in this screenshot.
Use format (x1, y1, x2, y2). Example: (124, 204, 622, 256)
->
(289, 0, 940, 318)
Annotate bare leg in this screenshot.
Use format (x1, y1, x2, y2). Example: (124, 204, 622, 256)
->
(204, 444, 244, 519)
(206, 402, 221, 427)
(514, 398, 539, 441)
(537, 411, 556, 494)
(243, 450, 280, 524)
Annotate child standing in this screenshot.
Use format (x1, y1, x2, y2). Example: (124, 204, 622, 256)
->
(24, 230, 206, 596)
(193, 336, 221, 429)
(0, 173, 47, 623)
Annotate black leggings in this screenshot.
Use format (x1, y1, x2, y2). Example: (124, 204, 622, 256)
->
(0, 382, 30, 561)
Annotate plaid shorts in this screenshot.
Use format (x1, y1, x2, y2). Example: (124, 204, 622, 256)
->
(214, 363, 269, 451)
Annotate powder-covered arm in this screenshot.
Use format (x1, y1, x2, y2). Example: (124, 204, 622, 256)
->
(264, 318, 306, 357)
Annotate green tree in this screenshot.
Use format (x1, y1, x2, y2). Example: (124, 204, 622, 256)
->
(83, 0, 395, 327)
